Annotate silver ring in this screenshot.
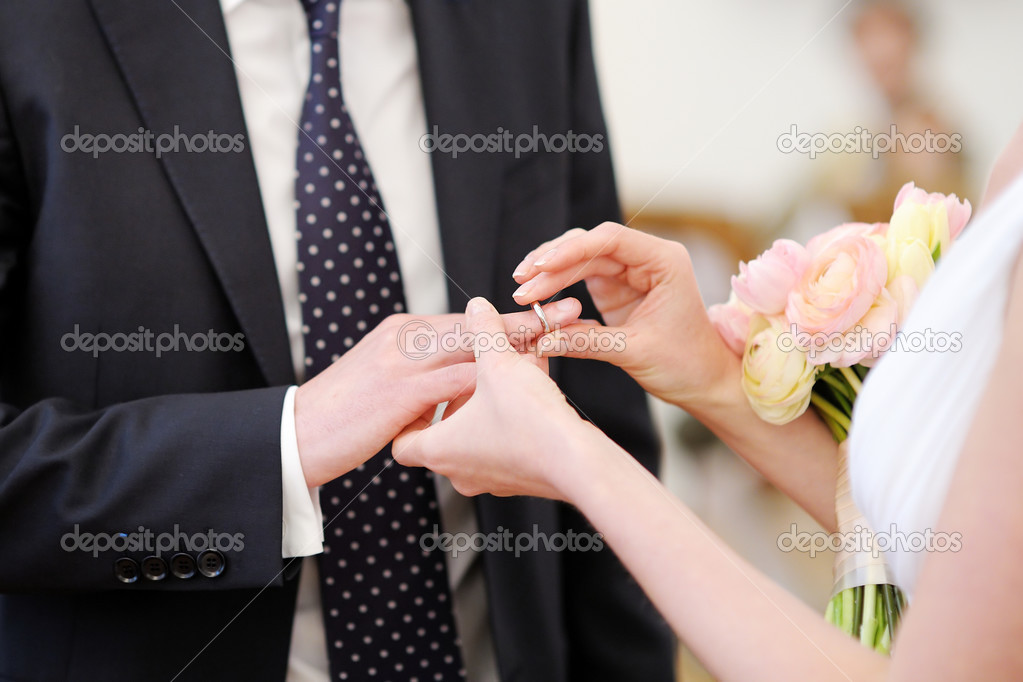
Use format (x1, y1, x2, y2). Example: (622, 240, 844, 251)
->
(530, 301, 551, 334)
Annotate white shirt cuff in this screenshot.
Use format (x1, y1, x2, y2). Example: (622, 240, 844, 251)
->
(280, 385, 324, 558)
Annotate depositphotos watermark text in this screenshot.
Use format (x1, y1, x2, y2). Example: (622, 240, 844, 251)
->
(419, 125, 604, 159)
(61, 324, 246, 358)
(777, 124, 962, 159)
(778, 523, 961, 559)
(421, 525, 604, 558)
(61, 125, 246, 158)
(61, 524, 245, 558)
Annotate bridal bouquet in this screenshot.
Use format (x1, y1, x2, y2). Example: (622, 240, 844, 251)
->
(708, 182, 972, 653)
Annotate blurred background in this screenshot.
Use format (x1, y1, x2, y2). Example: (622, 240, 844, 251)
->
(588, 0, 1023, 678)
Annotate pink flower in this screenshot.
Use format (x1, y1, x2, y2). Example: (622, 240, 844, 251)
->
(786, 234, 888, 338)
(808, 287, 899, 368)
(708, 293, 752, 356)
(806, 222, 888, 257)
(731, 239, 811, 315)
(893, 181, 972, 241)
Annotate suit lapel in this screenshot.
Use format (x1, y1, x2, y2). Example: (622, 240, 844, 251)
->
(408, 0, 504, 307)
(86, 0, 295, 386)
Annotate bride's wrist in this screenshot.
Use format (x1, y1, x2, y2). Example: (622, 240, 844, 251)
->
(672, 347, 745, 419)
(547, 420, 625, 504)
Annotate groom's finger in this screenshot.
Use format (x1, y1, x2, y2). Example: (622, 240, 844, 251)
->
(500, 298, 581, 340)
(409, 363, 477, 408)
(535, 322, 630, 365)
(410, 299, 582, 367)
(392, 415, 432, 468)
(466, 297, 517, 367)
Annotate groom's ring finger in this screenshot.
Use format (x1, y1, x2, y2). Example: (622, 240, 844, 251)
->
(530, 301, 551, 334)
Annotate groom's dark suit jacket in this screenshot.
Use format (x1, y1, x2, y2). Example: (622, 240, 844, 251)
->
(0, 1, 674, 680)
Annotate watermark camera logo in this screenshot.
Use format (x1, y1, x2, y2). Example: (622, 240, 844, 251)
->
(421, 524, 604, 558)
(61, 524, 244, 558)
(777, 523, 962, 559)
(396, 319, 626, 360)
(419, 125, 604, 159)
(61, 125, 246, 159)
(61, 324, 246, 358)
(777, 124, 962, 160)
(777, 323, 961, 362)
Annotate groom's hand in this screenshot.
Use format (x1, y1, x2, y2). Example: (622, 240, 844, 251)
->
(293, 300, 582, 488)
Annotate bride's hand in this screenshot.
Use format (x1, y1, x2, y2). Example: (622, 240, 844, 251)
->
(509, 222, 737, 409)
(392, 297, 603, 501)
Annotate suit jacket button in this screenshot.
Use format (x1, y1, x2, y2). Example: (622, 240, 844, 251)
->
(197, 550, 226, 578)
(170, 552, 196, 579)
(114, 558, 140, 584)
(141, 555, 168, 581)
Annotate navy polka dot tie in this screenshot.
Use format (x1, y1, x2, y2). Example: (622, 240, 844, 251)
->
(294, 1, 466, 679)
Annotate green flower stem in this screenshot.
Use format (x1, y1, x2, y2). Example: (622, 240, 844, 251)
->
(881, 584, 898, 642)
(873, 591, 886, 649)
(841, 588, 855, 634)
(820, 371, 856, 406)
(819, 376, 854, 414)
(817, 409, 847, 442)
(852, 586, 864, 638)
(811, 393, 852, 433)
(860, 584, 877, 646)
(878, 624, 892, 655)
(838, 366, 863, 395)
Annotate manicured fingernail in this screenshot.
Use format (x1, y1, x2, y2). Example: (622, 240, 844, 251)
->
(512, 282, 533, 299)
(534, 248, 557, 267)
(512, 256, 532, 278)
(555, 298, 576, 312)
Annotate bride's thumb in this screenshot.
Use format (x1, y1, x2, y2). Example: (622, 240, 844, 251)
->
(466, 297, 515, 366)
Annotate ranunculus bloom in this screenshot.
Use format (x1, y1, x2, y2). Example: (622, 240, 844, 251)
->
(806, 222, 887, 257)
(786, 234, 888, 338)
(731, 239, 811, 315)
(741, 315, 818, 425)
(893, 181, 972, 241)
(808, 287, 899, 368)
(708, 293, 752, 356)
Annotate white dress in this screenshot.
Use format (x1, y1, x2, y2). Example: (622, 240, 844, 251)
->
(848, 173, 1023, 600)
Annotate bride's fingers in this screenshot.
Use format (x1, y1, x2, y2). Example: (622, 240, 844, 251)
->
(512, 227, 588, 282)
(422, 299, 583, 367)
(511, 257, 627, 304)
(532, 222, 674, 275)
(534, 321, 631, 364)
(466, 297, 518, 368)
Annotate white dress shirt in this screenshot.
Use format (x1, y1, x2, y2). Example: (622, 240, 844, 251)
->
(219, 0, 498, 679)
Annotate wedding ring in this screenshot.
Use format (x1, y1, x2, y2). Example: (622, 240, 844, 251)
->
(530, 301, 551, 334)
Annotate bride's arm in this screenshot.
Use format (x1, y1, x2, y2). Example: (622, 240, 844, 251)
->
(558, 425, 886, 681)
(398, 282, 1023, 680)
(577, 251, 1023, 681)
(511, 224, 839, 529)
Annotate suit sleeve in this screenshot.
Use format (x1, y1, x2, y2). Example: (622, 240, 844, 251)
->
(0, 76, 289, 594)
(555, 2, 677, 679)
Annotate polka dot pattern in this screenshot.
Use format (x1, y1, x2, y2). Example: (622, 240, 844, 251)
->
(295, 1, 465, 680)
